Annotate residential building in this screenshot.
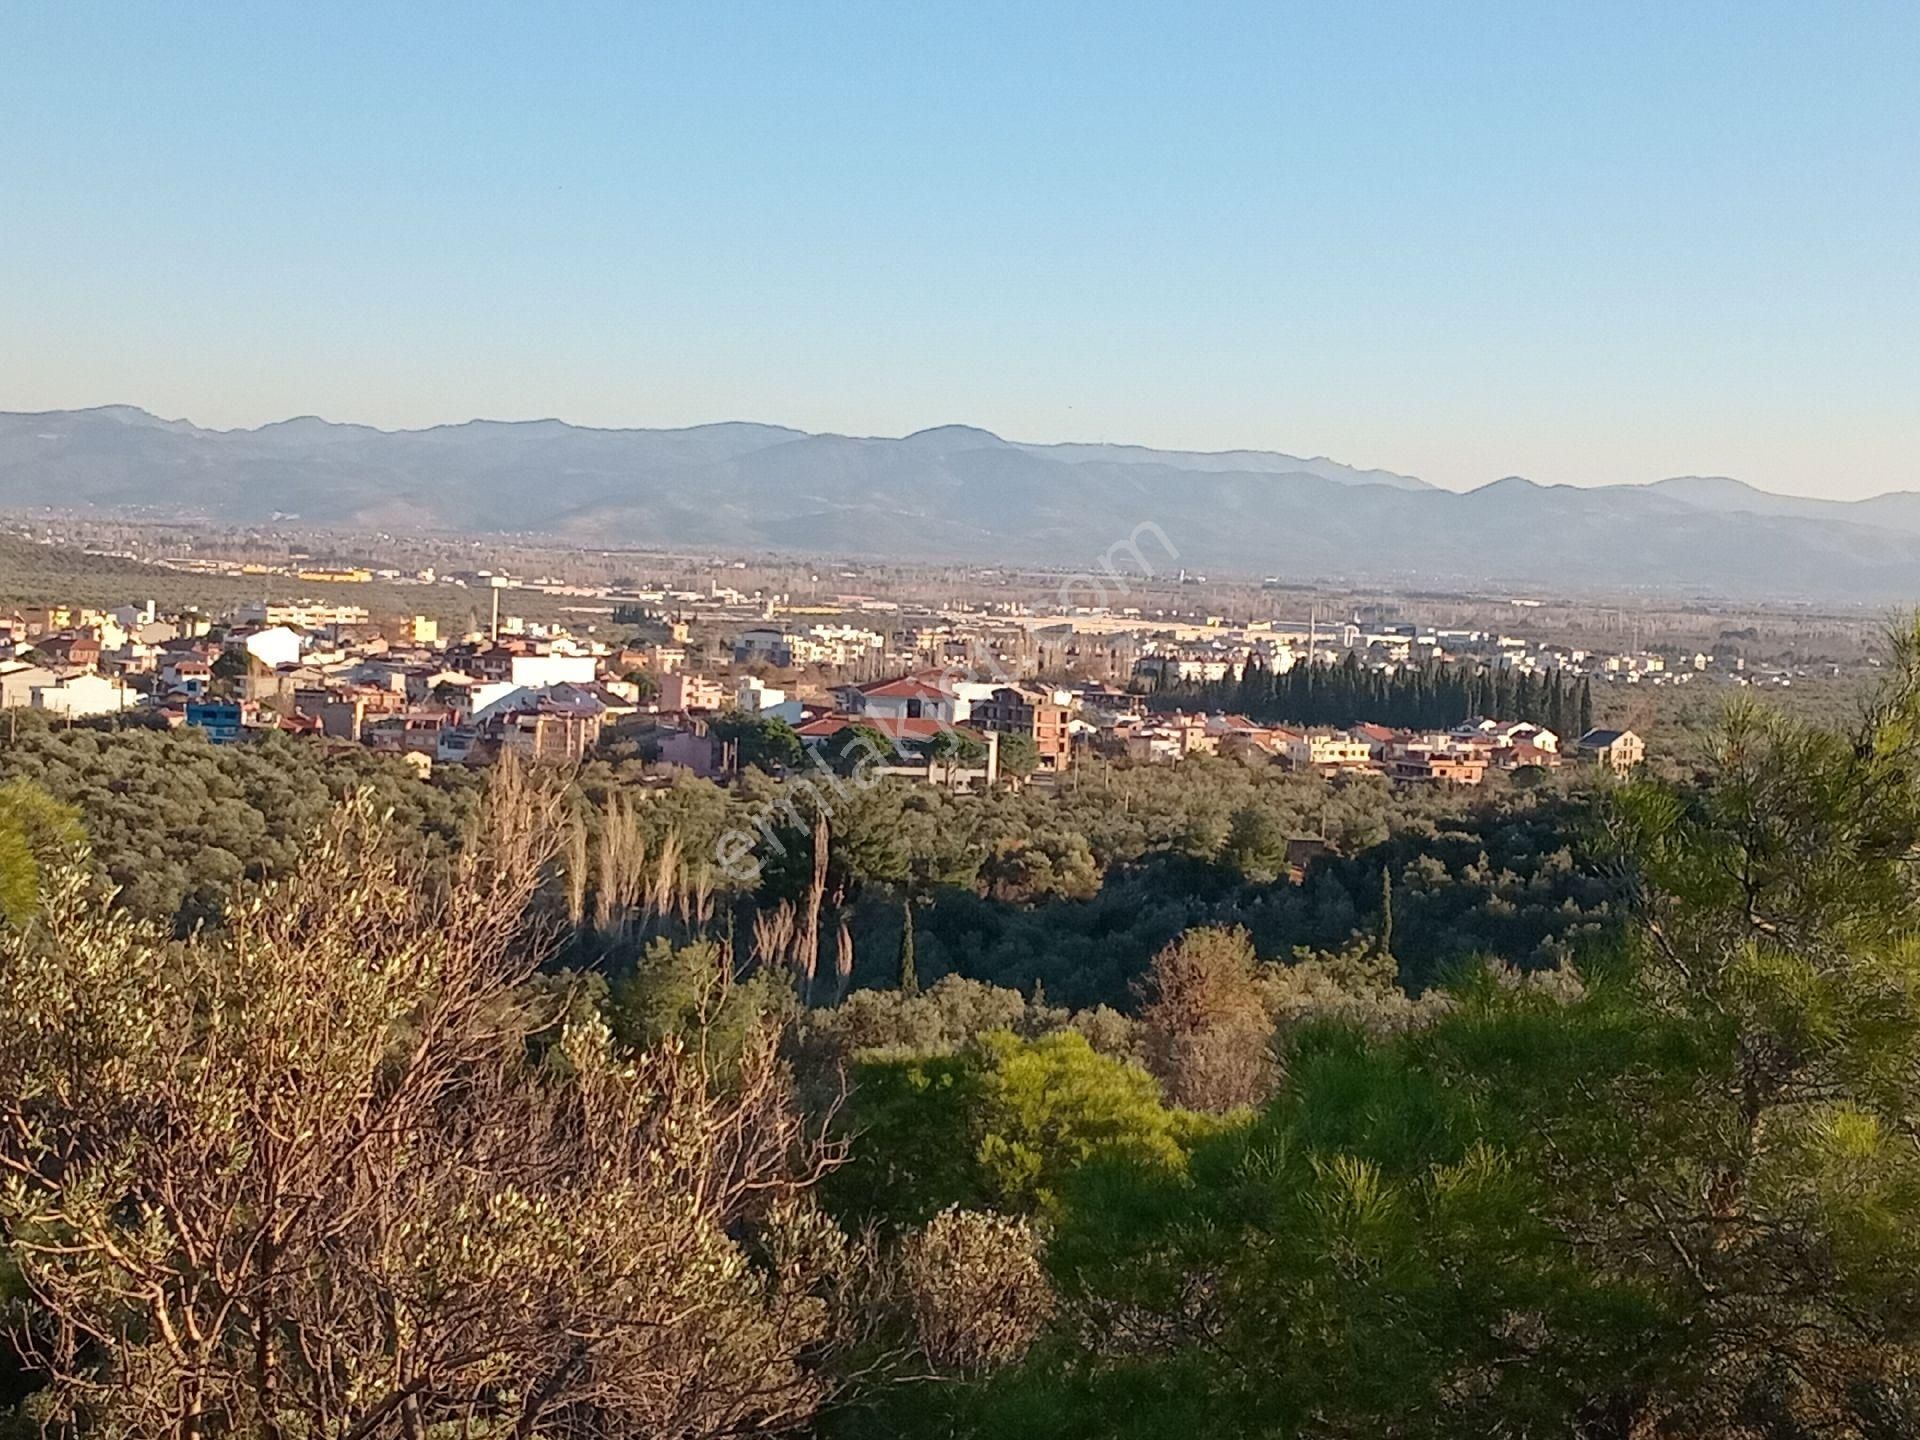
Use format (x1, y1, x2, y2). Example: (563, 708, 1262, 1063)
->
(235, 600, 372, 630)
(735, 676, 802, 723)
(1385, 745, 1486, 785)
(971, 685, 1074, 771)
(1286, 836, 1337, 883)
(1574, 727, 1646, 774)
(230, 625, 303, 670)
(30, 673, 132, 719)
(840, 676, 963, 728)
(1284, 731, 1375, 774)
(1133, 652, 1237, 685)
(793, 713, 999, 789)
(470, 680, 633, 727)
(736, 624, 885, 669)
(31, 633, 102, 669)
(403, 667, 474, 704)
(0, 661, 56, 709)
(1452, 718, 1560, 754)
(659, 673, 727, 712)
(733, 627, 796, 667)
(185, 698, 255, 744)
(496, 709, 601, 764)
(1207, 714, 1297, 762)
(159, 656, 212, 697)
(295, 685, 406, 740)
(366, 712, 455, 757)
(472, 648, 597, 689)
(736, 675, 785, 712)
(657, 719, 725, 778)
(1110, 712, 1214, 763)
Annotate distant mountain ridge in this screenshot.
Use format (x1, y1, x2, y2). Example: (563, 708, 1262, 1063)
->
(1, 406, 1917, 599)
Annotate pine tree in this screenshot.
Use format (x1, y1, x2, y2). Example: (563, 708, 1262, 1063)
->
(1579, 677, 1594, 736)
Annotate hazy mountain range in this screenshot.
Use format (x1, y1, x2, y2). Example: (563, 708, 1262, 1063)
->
(2, 405, 1918, 600)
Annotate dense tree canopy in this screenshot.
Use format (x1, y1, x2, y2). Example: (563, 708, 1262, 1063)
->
(709, 713, 805, 773)
(830, 621, 1920, 1439)
(1, 713, 1612, 1008)
(0, 716, 477, 930)
(20, 632, 1920, 1436)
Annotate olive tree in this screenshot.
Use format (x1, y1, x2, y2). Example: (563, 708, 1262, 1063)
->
(0, 766, 859, 1439)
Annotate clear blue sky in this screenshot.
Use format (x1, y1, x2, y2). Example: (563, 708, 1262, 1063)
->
(3, 2, 1916, 495)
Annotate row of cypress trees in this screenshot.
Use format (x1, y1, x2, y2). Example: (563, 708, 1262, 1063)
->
(1149, 653, 1595, 736)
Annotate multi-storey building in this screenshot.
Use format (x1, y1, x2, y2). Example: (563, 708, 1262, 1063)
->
(971, 685, 1074, 772)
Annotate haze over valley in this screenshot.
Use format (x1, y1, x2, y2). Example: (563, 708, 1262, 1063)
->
(5, 405, 1919, 599)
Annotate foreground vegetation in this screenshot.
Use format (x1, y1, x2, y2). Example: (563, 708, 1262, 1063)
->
(0, 713, 1606, 1001)
(6, 628, 1920, 1435)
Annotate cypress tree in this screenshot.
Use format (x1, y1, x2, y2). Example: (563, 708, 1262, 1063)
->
(1379, 867, 1395, 958)
(1236, 656, 1264, 714)
(1152, 653, 1604, 740)
(898, 898, 918, 995)
(1515, 670, 1537, 723)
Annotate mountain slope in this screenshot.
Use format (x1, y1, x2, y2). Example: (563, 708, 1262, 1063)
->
(1642, 475, 1920, 536)
(2, 407, 1918, 598)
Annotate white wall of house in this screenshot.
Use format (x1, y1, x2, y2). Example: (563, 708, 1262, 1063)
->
(242, 626, 302, 669)
(507, 653, 596, 688)
(30, 673, 132, 718)
(0, 663, 56, 709)
(856, 692, 960, 726)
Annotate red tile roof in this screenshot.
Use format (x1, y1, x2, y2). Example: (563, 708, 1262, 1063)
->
(855, 677, 953, 700)
(798, 713, 968, 742)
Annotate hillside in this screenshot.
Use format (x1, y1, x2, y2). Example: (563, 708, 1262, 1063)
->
(4, 407, 1920, 599)
(0, 533, 491, 629)
(0, 532, 174, 600)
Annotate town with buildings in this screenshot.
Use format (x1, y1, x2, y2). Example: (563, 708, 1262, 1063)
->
(0, 571, 1688, 783)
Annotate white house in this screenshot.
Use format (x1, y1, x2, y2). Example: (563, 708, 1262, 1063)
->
(1452, 718, 1560, 754)
(736, 676, 787, 713)
(236, 625, 303, 670)
(469, 680, 632, 726)
(735, 676, 804, 723)
(0, 661, 57, 709)
(504, 652, 597, 689)
(30, 673, 133, 718)
(840, 676, 963, 727)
